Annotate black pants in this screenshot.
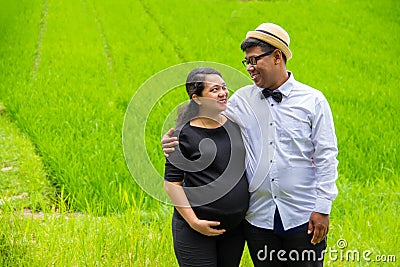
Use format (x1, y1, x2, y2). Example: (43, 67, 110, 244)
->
(172, 213, 245, 267)
(243, 210, 326, 267)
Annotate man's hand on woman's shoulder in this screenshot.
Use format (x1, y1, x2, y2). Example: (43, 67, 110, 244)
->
(161, 128, 179, 157)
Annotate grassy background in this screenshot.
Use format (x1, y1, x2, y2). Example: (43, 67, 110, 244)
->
(0, 0, 399, 266)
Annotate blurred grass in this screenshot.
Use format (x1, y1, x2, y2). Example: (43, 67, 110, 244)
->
(0, 103, 55, 212)
(1, 0, 398, 213)
(0, 0, 399, 266)
(0, 207, 174, 267)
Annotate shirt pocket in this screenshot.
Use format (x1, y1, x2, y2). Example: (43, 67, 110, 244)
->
(278, 119, 312, 154)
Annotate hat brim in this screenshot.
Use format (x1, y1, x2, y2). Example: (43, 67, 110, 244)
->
(246, 31, 292, 61)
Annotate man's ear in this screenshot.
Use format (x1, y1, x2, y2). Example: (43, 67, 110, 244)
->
(274, 50, 282, 64)
(192, 94, 201, 105)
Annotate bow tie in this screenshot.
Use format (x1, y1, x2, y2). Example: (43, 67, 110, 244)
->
(262, 88, 283, 103)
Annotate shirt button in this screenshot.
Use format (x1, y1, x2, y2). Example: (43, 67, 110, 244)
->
(274, 196, 277, 199)
(269, 123, 273, 126)
(270, 160, 273, 163)
(271, 178, 275, 182)
(270, 141, 273, 145)
(271, 104, 274, 107)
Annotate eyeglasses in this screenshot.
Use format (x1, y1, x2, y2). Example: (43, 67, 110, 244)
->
(242, 50, 274, 67)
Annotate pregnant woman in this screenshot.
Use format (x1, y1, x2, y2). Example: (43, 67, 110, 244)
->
(164, 67, 249, 267)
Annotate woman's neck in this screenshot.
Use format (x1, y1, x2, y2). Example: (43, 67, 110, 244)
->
(191, 113, 226, 129)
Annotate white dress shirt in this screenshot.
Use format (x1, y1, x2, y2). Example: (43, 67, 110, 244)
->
(224, 72, 338, 230)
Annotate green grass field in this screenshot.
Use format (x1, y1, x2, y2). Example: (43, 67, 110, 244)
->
(0, 0, 399, 266)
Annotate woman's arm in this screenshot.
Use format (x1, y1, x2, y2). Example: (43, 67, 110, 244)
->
(164, 181, 225, 236)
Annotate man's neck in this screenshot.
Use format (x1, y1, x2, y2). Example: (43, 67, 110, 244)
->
(269, 70, 290, 91)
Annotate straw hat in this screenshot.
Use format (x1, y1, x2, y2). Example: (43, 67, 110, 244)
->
(246, 23, 292, 61)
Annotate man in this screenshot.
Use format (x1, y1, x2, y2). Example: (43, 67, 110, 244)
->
(162, 23, 338, 266)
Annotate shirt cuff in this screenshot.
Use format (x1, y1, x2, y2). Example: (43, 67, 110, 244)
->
(314, 197, 332, 215)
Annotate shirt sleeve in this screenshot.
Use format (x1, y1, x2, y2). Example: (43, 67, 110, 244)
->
(311, 96, 339, 214)
(164, 158, 184, 182)
(224, 93, 246, 130)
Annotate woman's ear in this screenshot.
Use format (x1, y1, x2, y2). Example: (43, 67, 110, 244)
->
(192, 94, 201, 105)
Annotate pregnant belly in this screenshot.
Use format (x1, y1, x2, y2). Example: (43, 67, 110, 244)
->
(193, 177, 249, 231)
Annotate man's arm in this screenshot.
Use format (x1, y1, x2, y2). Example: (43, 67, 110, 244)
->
(308, 97, 339, 245)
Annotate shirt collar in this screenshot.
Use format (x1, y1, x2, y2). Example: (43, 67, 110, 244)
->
(257, 71, 295, 98)
(276, 71, 294, 97)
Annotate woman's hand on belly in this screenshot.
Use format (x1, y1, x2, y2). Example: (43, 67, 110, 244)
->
(189, 219, 226, 236)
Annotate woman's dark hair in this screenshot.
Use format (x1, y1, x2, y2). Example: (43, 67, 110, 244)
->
(240, 37, 287, 63)
(175, 67, 222, 127)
